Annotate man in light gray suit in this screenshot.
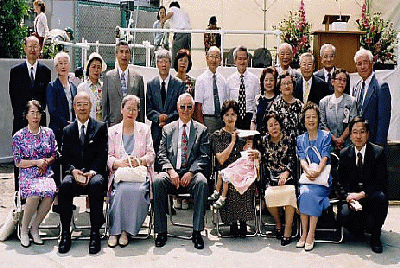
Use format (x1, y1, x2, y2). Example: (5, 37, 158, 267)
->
(153, 93, 210, 249)
(146, 49, 185, 157)
(102, 40, 145, 126)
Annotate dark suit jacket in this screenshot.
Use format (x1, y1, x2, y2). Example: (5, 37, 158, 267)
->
(337, 142, 388, 199)
(102, 66, 145, 125)
(61, 118, 108, 179)
(158, 120, 210, 178)
(9, 61, 51, 134)
(314, 67, 350, 95)
(146, 76, 185, 152)
(354, 75, 391, 146)
(294, 75, 330, 105)
(46, 78, 77, 144)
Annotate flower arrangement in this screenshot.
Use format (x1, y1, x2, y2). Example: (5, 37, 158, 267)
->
(356, 1, 397, 63)
(274, 0, 312, 65)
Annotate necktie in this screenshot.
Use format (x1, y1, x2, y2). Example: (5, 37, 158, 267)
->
(181, 124, 188, 168)
(213, 74, 221, 116)
(80, 125, 85, 145)
(304, 80, 310, 104)
(30, 67, 35, 87)
(357, 152, 363, 168)
(161, 81, 166, 107)
(238, 75, 246, 120)
(357, 82, 365, 114)
(121, 72, 127, 97)
(327, 73, 333, 93)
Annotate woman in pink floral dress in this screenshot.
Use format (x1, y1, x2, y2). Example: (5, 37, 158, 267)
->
(12, 100, 57, 247)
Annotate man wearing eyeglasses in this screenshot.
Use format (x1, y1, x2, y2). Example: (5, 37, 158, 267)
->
(9, 36, 51, 190)
(153, 93, 210, 249)
(58, 92, 108, 255)
(294, 52, 329, 104)
(337, 116, 388, 253)
(314, 44, 350, 95)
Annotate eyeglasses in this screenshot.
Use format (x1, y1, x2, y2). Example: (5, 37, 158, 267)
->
(75, 102, 90, 108)
(179, 105, 193, 110)
(28, 111, 41, 116)
(351, 130, 367, 135)
(281, 81, 293, 87)
(125, 107, 138, 113)
(334, 78, 347, 83)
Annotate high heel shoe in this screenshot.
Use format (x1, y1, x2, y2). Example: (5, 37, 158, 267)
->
(30, 230, 44, 245)
(305, 241, 315, 251)
(296, 240, 305, 248)
(20, 233, 31, 248)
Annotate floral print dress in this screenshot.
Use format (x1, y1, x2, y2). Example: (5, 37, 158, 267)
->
(12, 127, 58, 199)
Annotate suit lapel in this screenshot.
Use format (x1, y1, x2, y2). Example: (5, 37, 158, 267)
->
(133, 121, 141, 157)
(186, 120, 196, 158)
(362, 76, 376, 112)
(22, 62, 33, 90)
(171, 122, 179, 167)
(165, 77, 176, 111)
(113, 69, 123, 98)
(127, 67, 135, 94)
(86, 118, 96, 146)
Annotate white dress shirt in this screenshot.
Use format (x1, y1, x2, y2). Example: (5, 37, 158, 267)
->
(169, 6, 191, 30)
(26, 60, 38, 80)
(227, 69, 260, 114)
(355, 144, 366, 166)
(302, 77, 313, 101)
(158, 74, 171, 92)
(194, 68, 228, 115)
(63, 82, 74, 121)
(176, 119, 192, 170)
(323, 68, 335, 83)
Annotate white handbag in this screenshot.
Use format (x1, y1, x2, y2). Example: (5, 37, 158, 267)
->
(299, 146, 331, 187)
(114, 156, 147, 183)
(0, 191, 24, 241)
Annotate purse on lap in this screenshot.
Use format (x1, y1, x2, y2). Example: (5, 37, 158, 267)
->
(114, 156, 147, 183)
(299, 146, 330, 187)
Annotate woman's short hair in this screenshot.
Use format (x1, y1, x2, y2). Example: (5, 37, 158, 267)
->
(260, 66, 278, 95)
(54, 51, 70, 66)
(276, 71, 296, 90)
(33, 0, 45, 12)
(220, 99, 239, 120)
(349, 116, 370, 133)
(300, 101, 320, 126)
(157, 6, 166, 20)
(23, 100, 44, 119)
(85, 57, 103, 77)
(264, 112, 282, 129)
(121, 94, 140, 109)
(332, 68, 349, 81)
(173, 49, 192, 73)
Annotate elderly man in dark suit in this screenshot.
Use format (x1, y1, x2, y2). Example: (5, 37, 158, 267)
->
(9, 36, 51, 190)
(102, 40, 145, 126)
(337, 117, 388, 253)
(352, 49, 391, 147)
(153, 93, 210, 249)
(58, 92, 108, 254)
(294, 52, 330, 105)
(146, 49, 185, 158)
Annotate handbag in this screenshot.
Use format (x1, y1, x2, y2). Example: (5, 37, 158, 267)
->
(0, 191, 24, 241)
(299, 146, 331, 187)
(114, 156, 147, 183)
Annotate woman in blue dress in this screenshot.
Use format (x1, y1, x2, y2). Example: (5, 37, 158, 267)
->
(296, 102, 331, 251)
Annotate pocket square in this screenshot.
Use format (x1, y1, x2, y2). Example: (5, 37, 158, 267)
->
(89, 140, 94, 144)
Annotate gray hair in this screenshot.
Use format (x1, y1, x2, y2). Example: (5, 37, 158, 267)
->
(278, 43, 293, 53)
(233, 45, 248, 60)
(320, 43, 336, 57)
(156, 49, 172, 63)
(54, 51, 70, 65)
(115, 40, 131, 54)
(299, 52, 314, 64)
(73, 91, 91, 105)
(207, 46, 221, 57)
(177, 93, 194, 105)
(121, 94, 140, 109)
(354, 48, 373, 63)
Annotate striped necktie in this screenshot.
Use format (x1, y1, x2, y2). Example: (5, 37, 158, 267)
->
(238, 75, 246, 120)
(181, 124, 188, 168)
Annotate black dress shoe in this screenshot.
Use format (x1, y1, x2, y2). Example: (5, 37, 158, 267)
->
(230, 223, 239, 237)
(239, 221, 247, 238)
(370, 236, 383, 253)
(281, 237, 292, 246)
(155, 233, 167, 248)
(89, 231, 101, 254)
(58, 231, 71, 254)
(191, 231, 204, 249)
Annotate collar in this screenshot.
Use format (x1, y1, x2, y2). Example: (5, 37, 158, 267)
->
(86, 78, 102, 88)
(178, 119, 192, 131)
(303, 76, 312, 87)
(362, 72, 374, 89)
(77, 119, 89, 132)
(355, 144, 367, 158)
(331, 94, 343, 104)
(205, 68, 219, 77)
(323, 67, 334, 78)
(26, 60, 38, 72)
(118, 66, 128, 78)
(159, 74, 171, 87)
(236, 69, 248, 78)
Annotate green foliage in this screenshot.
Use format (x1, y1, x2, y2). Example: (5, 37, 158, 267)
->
(0, 0, 30, 58)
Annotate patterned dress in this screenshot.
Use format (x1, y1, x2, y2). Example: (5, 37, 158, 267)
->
(77, 79, 103, 121)
(211, 129, 255, 224)
(270, 97, 304, 141)
(12, 127, 58, 199)
(183, 75, 196, 97)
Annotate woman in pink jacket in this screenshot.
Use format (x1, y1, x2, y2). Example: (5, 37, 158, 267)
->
(107, 95, 155, 248)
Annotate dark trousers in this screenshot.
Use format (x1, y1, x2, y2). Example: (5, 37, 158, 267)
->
(338, 191, 388, 237)
(153, 171, 208, 233)
(236, 112, 253, 130)
(58, 174, 105, 232)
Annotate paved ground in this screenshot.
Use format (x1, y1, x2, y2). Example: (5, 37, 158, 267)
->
(1, 163, 400, 268)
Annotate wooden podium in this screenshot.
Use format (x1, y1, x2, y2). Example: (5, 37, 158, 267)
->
(312, 15, 365, 73)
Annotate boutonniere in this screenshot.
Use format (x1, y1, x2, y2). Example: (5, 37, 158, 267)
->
(343, 108, 350, 123)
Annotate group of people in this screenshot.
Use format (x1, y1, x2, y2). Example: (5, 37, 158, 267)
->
(9, 32, 391, 256)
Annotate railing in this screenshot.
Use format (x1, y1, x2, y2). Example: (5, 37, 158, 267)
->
(55, 28, 281, 68)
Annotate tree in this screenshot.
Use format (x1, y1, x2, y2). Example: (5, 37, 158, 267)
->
(0, 0, 30, 58)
